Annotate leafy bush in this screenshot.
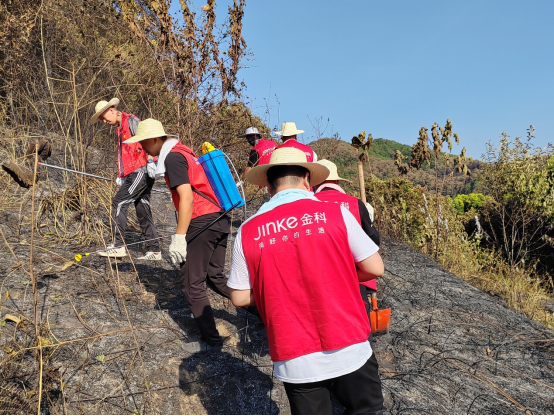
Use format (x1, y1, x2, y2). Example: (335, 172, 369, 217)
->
(480, 128, 554, 270)
(452, 193, 491, 215)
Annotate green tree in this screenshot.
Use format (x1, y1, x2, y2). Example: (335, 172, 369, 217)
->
(481, 126, 554, 268)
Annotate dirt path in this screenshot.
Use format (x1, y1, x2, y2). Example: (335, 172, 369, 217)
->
(1, 188, 553, 414)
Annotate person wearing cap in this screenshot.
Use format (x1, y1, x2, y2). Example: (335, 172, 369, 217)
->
(124, 119, 231, 347)
(228, 147, 385, 414)
(314, 159, 380, 333)
(240, 127, 277, 180)
(275, 122, 318, 162)
(90, 98, 160, 260)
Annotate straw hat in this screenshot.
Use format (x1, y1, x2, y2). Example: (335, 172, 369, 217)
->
(90, 98, 120, 124)
(246, 147, 329, 187)
(275, 122, 304, 136)
(123, 119, 177, 144)
(240, 127, 262, 137)
(317, 159, 351, 182)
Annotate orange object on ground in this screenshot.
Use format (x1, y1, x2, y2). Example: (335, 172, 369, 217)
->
(369, 292, 391, 336)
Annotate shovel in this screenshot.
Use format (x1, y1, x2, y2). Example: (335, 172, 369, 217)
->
(369, 292, 391, 336)
(358, 161, 391, 335)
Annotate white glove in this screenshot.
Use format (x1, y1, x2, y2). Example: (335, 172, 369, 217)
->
(116, 177, 126, 186)
(236, 180, 243, 188)
(169, 234, 187, 265)
(147, 160, 157, 179)
(365, 202, 375, 223)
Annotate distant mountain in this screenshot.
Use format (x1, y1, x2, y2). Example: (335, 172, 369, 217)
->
(368, 138, 412, 160)
(308, 137, 484, 197)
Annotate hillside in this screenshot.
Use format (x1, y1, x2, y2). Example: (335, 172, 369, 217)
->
(1, 189, 552, 414)
(368, 138, 412, 160)
(309, 137, 484, 196)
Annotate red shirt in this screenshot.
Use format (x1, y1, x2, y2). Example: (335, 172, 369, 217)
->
(164, 143, 221, 219)
(315, 186, 377, 291)
(277, 139, 316, 162)
(116, 112, 148, 177)
(252, 139, 277, 166)
(241, 199, 370, 361)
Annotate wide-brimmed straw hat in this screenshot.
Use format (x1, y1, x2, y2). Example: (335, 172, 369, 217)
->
(123, 119, 178, 144)
(240, 127, 262, 137)
(317, 159, 351, 182)
(246, 147, 329, 187)
(275, 122, 304, 136)
(90, 98, 120, 124)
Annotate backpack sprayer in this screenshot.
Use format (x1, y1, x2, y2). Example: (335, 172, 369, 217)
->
(74, 141, 246, 261)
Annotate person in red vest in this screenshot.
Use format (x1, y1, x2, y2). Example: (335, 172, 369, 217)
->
(90, 98, 160, 260)
(275, 122, 318, 162)
(124, 119, 230, 347)
(229, 147, 384, 414)
(240, 127, 277, 179)
(313, 159, 380, 332)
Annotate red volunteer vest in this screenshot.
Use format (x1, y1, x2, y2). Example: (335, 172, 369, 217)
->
(252, 138, 277, 166)
(277, 139, 315, 162)
(116, 112, 148, 177)
(241, 199, 370, 362)
(164, 143, 221, 220)
(316, 189, 376, 291)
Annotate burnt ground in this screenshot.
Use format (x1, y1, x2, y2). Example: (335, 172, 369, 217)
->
(1, 184, 553, 415)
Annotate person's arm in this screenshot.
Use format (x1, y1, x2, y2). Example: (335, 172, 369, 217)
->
(242, 150, 259, 180)
(358, 199, 380, 246)
(227, 227, 255, 306)
(230, 289, 255, 307)
(175, 184, 193, 234)
(356, 253, 384, 282)
(341, 207, 384, 282)
(127, 115, 140, 136)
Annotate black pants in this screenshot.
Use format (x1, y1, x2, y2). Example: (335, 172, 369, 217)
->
(111, 169, 159, 251)
(180, 222, 230, 344)
(283, 353, 384, 415)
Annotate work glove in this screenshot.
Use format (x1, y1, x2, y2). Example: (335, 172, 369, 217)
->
(169, 234, 187, 265)
(116, 177, 126, 186)
(147, 160, 157, 179)
(365, 202, 375, 223)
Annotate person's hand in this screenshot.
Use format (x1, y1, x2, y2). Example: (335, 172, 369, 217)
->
(116, 177, 126, 186)
(236, 180, 243, 188)
(169, 234, 187, 265)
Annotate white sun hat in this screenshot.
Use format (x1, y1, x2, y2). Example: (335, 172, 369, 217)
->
(90, 98, 120, 124)
(123, 119, 178, 144)
(240, 127, 262, 137)
(274, 122, 304, 136)
(246, 147, 329, 187)
(317, 159, 351, 182)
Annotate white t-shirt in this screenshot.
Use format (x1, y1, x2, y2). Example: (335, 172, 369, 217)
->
(228, 198, 379, 383)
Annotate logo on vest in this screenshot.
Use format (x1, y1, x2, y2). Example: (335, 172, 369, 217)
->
(253, 212, 327, 247)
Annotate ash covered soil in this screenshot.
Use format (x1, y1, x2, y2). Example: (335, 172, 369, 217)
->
(1, 186, 553, 415)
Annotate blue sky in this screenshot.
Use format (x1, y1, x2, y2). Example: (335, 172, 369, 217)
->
(170, 1, 554, 158)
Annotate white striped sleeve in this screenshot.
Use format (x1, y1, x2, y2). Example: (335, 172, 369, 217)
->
(340, 206, 379, 262)
(227, 227, 253, 290)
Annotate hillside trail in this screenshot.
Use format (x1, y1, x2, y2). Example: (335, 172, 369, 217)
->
(0, 184, 553, 414)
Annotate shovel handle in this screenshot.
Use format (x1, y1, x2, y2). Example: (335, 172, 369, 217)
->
(371, 292, 378, 311)
(357, 162, 366, 204)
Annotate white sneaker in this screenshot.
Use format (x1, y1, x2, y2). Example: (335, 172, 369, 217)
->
(136, 251, 162, 261)
(98, 245, 127, 258)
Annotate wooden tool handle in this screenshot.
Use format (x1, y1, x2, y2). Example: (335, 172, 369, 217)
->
(357, 161, 367, 204)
